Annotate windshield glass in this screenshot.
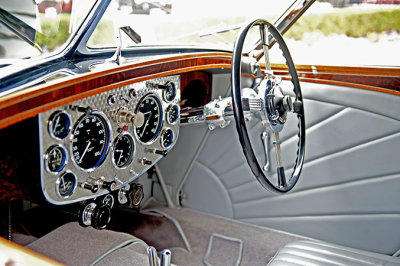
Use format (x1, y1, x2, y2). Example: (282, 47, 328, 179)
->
(88, 0, 294, 50)
(0, 0, 96, 62)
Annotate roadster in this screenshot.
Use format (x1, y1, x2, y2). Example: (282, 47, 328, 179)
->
(1, 0, 400, 265)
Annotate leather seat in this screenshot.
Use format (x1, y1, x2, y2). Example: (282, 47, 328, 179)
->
(268, 240, 400, 265)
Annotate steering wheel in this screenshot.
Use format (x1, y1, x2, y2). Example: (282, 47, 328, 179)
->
(231, 19, 305, 193)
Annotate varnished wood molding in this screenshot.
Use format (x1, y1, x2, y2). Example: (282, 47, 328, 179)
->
(271, 63, 400, 94)
(0, 52, 232, 130)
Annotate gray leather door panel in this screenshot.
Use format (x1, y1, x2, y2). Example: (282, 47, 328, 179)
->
(157, 80, 400, 254)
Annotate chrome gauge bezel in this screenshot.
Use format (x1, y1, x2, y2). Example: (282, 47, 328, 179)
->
(166, 104, 179, 125)
(55, 171, 78, 199)
(70, 111, 113, 173)
(48, 110, 72, 140)
(160, 128, 174, 149)
(111, 132, 135, 169)
(134, 94, 164, 145)
(163, 81, 176, 102)
(44, 144, 68, 174)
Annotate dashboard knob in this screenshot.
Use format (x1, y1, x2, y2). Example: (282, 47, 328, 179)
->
(102, 180, 116, 192)
(128, 183, 144, 208)
(113, 108, 144, 127)
(82, 183, 99, 193)
(92, 204, 111, 229)
(141, 158, 152, 165)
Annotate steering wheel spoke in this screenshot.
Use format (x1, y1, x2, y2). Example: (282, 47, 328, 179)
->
(231, 19, 306, 193)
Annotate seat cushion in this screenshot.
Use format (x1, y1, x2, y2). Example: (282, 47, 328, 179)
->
(268, 240, 400, 265)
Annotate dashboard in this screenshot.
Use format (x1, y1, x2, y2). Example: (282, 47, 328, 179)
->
(39, 75, 181, 205)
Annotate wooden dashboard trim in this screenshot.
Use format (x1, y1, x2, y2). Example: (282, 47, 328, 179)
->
(271, 63, 400, 95)
(1, 53, 399, 130)
(0, 52, 232, 130)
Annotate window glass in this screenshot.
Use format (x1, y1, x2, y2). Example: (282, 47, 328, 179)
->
(284, 0, 400, 66)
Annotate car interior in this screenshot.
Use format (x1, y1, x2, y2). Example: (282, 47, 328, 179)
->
(1, 0, 400, 265)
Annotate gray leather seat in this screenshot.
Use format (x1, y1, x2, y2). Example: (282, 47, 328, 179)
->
(268, 240, 400, 265)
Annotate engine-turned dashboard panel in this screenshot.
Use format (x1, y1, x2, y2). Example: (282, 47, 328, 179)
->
(39, 75, 180, 205)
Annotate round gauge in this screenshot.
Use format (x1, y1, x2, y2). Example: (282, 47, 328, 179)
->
(71, 112, 111, 171)
(161, 128, 174, 149)
(48, 111, 71, 139)
(112, 133, 134, 168)
(45, 145, 67, 173)
(102, 194, 115, 208)
(135, 95, 163, 143)
(56, 172, 77, 198)
(163, 82, 176, 102)
(166, 105, 179, 124)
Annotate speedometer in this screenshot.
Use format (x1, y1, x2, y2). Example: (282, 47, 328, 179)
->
(135, 94, 163, 143)
(71, 112, 111, 171)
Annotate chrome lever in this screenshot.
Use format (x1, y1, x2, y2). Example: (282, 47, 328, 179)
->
(261, 131, 270, 171)
(147, 246, 159, 266)
(160, 249, 171, 266)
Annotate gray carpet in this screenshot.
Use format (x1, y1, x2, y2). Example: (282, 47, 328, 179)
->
(129, 201, 306, 265)
(21, 202, 306, 265)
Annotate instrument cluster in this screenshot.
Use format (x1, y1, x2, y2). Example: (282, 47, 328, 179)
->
(39, 75, 180, 205)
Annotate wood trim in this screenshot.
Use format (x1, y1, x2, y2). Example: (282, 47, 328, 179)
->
(271, 63, 400, 93)
(0, 237, 64, 265)
(1, 53, 400, 129)
(0, 52, 232, 130)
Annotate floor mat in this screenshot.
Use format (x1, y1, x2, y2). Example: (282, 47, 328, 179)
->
(111, 199, 307, 265)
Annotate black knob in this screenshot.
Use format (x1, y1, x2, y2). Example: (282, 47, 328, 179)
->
(141, 158, 152, 165)
(102, 181, 116, 192)
(154, 149, 167, 157)
(128, 184, 144, 208)
(92, 204, 111, 229)
(83, 183, 98, 193)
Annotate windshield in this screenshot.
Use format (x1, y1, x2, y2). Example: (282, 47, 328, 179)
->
(88, 0, 294, 50)
(0, 0, 96, 62)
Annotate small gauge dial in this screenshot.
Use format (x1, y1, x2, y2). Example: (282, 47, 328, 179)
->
(45, 145, 67, 173)
(48, 111, 71, 139)
(135, 95, 163, 143)
(166, 105, 179, 124)
(163, 82, 176, 102)
(56, 172, 77, 198)
(112, 133, 134, 168)
(161, 128, 174, 149)
(71, 113, 110, 170)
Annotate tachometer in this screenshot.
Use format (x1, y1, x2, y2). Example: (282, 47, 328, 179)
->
(71, 112, 110, 171)
(135, 94, 163, 143)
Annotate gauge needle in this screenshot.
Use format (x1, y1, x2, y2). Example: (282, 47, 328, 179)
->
(53, 116, 60, 132)
(140, 119, 149, 137)
(79, 141, 91, 164)
(60, 176, 65, 190)
(116, 149, 124, 165)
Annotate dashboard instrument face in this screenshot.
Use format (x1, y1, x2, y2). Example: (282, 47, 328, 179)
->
(161, 128, 174, 149)
(56, 172, 77, 198)
(167, 105, 179, 124)
(135, 95, 163, 143)
(39, 75, 180, 205)
(45, 145, 67, 173)
(48, 111, 71, 139)
(112, 133, 134, 168)
(163, 82, 176, 102)
(71, 113, 110, 171)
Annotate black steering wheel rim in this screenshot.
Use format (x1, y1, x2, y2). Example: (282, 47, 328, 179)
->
(231, 19, 306, 193)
